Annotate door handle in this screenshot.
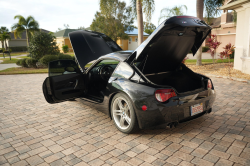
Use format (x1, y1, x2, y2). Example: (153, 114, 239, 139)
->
(74, 79, 78, 89)
(69, 79, 78, 89)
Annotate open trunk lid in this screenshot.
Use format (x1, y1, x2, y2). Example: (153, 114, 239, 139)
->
(129, 16, 212, 74)
(69, 30, 122, 69)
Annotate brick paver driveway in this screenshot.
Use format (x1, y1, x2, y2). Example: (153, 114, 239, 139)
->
(1, 74, 250, 166)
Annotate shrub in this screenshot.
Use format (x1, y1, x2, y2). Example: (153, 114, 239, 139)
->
(26, 58, 38, 68)
(230, 49, 235, 59)
(16, 58, 28, 67)
(28, 32, 60, 60)
(9, 46, 27, 52)
(39, 55, 59, 67)
(58, 53, 73, 60)
(202, 46, 210, 52)
(62, 45, 69, 53)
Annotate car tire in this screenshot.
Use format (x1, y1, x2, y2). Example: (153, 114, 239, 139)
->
(111, 93, 139, 134)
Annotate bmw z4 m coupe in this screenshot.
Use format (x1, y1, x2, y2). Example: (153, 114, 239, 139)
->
(42, 16, 216, 134)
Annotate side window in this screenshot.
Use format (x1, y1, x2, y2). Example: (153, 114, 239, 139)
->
(112, 62, 134, 79)
(49, 60, 79, 77)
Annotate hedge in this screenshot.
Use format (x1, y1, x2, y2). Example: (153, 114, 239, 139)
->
(9, 46, 27, 52)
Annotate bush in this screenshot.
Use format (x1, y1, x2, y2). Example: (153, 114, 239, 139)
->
(26, 58, 38, 68)
(58, 53, 73, 60)
(202, 46, 210, 52)
(9, 46, 27, 52)
(39, 55, 59, 67)
(16, 58, 28, 67)
(230, 49, 235, 59)
(62, 45, 69, 53)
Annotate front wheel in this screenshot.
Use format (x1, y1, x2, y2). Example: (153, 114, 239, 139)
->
(111, 93, 139, 134)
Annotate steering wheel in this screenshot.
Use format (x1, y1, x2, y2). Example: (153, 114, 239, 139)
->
(99, 65, 114, 80)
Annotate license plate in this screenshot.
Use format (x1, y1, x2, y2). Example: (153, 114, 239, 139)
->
(191, 103, 203, 116)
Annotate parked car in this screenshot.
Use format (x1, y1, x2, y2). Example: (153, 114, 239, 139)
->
(42, 16, 216, 134)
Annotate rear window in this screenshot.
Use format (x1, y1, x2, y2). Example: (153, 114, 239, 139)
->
(112, 62, 134, 79)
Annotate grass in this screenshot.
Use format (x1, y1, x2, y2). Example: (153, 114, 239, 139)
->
(0, 56, 30, 64)
(0, 52, 28, 57)
(0, 58, 20, 64)
(64, 52, 75, 56)
(186, 59, 234, 65)
(0, 67, 48, 75)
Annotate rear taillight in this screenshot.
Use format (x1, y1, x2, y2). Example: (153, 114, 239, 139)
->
(155, 89, 176, 102)
(207, 80, 212, 89)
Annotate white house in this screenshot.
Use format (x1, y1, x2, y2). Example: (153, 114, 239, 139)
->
(221, 0, 250, 74)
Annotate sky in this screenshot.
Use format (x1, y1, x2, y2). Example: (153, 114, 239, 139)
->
(0, 0, 197, 32)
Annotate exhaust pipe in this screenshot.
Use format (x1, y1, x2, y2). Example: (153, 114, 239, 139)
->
(167, 122, 179, 128)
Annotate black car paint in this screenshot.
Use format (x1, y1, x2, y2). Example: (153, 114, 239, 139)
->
(74, 53, 216, 129)
(43, 16, 216, 129)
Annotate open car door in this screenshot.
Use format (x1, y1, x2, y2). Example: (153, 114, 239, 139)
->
(42, 60, 85, 104)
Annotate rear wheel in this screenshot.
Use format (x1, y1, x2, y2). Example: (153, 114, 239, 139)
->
(111, 93, 139, 134)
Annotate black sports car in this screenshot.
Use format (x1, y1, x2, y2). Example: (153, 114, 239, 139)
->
(43, 16, 216, 134)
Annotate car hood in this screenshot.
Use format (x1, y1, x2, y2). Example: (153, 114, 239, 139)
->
(129, 16, 212, 74)
(69, 30, 122, 69)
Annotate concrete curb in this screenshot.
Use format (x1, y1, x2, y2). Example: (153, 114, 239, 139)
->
(205, 73, 250, 84)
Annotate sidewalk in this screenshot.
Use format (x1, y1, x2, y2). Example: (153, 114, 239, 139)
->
(0, 54, 27, 71)
(0, 63, 20, 71)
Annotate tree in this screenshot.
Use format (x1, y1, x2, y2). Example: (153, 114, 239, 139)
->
(219, 43, 235, 78)
(1, 32, 12, 60)
(131, 0, 155, 45)
(143, 22, 156, 35)
(91, 0, 134, 42)
(0, 27, 9, 58)
(207, 34, 221, 64)
(11, 15, 39, 48)
(78, 26, 86, 30)
(28, 32, 60, 60)
(158, 5, 187, 24)
(195, 0, 225, 66)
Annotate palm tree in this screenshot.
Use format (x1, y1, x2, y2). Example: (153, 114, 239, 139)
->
(158, 5, 188, 24)
(131, 0, 155, 45)
(11, 15, 39, 48)
(1, 32, 12, 60)
(196, 0, 225, 66)
(0, 27, 10, 58)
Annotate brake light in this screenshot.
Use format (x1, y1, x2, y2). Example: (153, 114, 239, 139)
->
(155, 89, 176, 102)
(207, 80, 212, 89)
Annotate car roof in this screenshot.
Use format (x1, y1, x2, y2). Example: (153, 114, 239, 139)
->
(98, 50, 133, 62)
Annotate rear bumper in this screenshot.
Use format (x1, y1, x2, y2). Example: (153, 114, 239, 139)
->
(135, 89, 216, 129)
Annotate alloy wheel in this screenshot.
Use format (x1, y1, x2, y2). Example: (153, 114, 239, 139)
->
(112, 97, 131, 130)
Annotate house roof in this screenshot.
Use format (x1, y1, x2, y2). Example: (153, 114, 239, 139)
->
(10, 29, 51, 40)
(220, 0, 249, 10)
(125, 28, 149, 36)
(53, 29, 78, 38)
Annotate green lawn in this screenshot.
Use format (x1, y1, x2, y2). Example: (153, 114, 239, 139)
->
(64, 53, 75, 56)
(0, 58, 20, 64)
(0, 67, 48, 75)
(186, 59, 234, 65)
(0, 56, 30, 64)
(0, 52, 28, 57)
